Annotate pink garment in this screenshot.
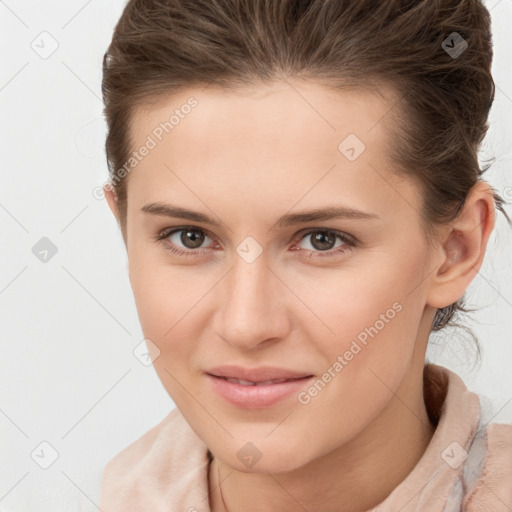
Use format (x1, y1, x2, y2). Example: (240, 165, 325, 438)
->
(99, 365, 512, 511)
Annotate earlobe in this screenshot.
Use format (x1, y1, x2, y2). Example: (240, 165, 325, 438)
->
(426, 181, 496, 309)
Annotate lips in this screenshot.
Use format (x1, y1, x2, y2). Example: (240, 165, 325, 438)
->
(206, 365, 312, 382)
(224, 377, 289, 386)
(206, 365, 314, 409)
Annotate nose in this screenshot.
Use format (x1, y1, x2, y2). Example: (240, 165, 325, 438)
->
(213, 251, 290, 351)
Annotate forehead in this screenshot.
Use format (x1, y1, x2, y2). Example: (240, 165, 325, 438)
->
(126, 79, 420, 223)
(130, 79, 394, 156)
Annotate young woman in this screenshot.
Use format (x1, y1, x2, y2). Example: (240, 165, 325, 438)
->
(98, 0, 512, 510)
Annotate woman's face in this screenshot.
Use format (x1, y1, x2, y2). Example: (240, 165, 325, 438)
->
(109, 79, 438, 473)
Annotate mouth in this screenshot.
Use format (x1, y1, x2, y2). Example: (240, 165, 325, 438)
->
(205, 366, 314, 409)
(221, 377, 295, 386)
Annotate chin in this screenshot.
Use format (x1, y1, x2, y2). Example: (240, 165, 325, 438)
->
(210, 433, 317, 474)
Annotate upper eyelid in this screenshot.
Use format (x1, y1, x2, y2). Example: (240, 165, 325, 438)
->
(293, 227, 355, 243)
(160, 225, 216, 242)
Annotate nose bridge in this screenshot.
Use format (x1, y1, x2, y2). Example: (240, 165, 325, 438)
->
(215, 250, 284, 349)
(227, 252, 271, 322)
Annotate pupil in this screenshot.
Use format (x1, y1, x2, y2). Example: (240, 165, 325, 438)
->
(312, 231, 335, 250)
(182, 229, 204, 249)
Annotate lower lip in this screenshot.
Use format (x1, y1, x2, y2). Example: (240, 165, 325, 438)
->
(206, 374, 314, 409)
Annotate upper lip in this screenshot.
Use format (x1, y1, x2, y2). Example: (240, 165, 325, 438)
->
(206, 365, 313, 382)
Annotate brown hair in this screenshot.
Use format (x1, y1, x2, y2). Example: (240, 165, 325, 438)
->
(102, 0, 510, 334)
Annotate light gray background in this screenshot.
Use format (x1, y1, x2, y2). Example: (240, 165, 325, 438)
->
(1, 1, 511, 511)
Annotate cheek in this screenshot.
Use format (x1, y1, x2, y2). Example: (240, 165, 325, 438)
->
(300, 240, 429, 366)
(128, 241, 187, 327)
(289, 265, 426, 455)
(129, 264, 202, 405)
(127, 252, 185, 352)
(127, 252, 214, 378)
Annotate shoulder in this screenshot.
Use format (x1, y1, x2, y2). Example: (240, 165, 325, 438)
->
(463, 422, 512, 511)
(99, 407, 211, 512)
(422, 365, 512, 511)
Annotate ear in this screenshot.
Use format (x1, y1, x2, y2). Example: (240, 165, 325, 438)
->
(104, 183, 120, 223)
(426, 181, 496, 309)
(103, 183, 130, 279)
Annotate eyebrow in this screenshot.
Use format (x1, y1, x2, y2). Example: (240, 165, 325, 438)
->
(141, 202, 380, 230)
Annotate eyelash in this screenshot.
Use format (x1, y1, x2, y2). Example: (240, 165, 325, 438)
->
(154, 226, 356, 259)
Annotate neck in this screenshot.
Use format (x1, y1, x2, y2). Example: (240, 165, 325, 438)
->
(209, 362, 435, 512)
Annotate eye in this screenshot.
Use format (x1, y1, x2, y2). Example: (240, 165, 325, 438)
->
(156, 226, 215, 256)
(292, 229, 355, 258)
(155, 226, 356, 259)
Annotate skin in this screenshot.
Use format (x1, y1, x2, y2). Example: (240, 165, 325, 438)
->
(104, 78, 495, 512)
